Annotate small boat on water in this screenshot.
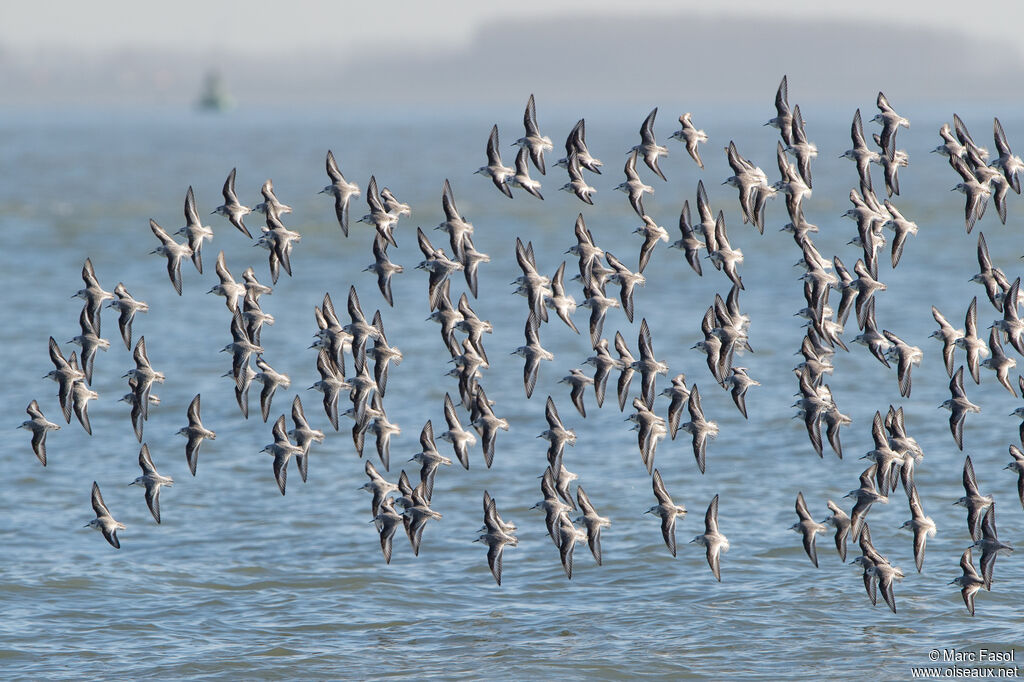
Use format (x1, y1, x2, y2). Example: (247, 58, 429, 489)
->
(196, 71, 234, 112)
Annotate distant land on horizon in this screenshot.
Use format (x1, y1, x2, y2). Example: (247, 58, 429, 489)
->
(1, 13, 1020, 109)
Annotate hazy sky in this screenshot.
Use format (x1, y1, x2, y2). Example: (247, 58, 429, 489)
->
(3, 0, 1022, 55)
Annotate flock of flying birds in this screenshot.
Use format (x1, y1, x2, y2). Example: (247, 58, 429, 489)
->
(18, 79, 1024, 615)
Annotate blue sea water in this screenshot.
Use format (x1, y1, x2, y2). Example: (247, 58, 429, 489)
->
(1, 103, 1022, 679)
